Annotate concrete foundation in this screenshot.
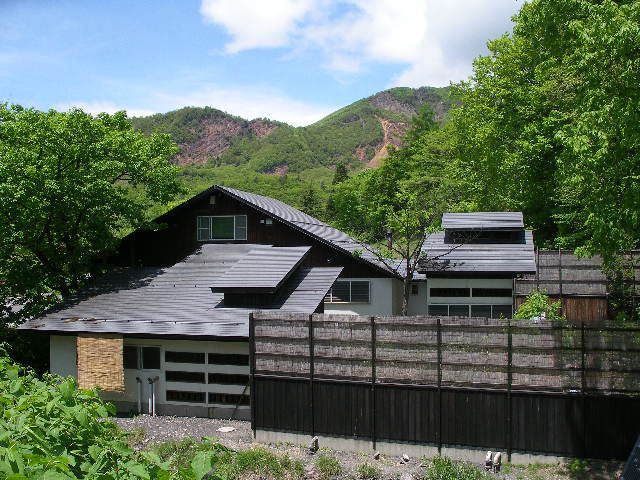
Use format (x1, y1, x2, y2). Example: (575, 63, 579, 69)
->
(254, 430, 568, 465)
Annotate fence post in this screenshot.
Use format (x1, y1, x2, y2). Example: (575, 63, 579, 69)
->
(437, 316, 442, 454)
(581, 321, 587, 457)
(249, 312, 256, 438)
(507, 318, 513, 462)
(370, 316, 377, 450)
(558, 249, 564, 315)
(309, 313, 315, 437)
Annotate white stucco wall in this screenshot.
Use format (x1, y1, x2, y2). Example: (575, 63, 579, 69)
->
(407, 281, 429, 315)
(50, 335, 77, 378)
(118, 338, 249, 416)
(324, 277, 401, 315)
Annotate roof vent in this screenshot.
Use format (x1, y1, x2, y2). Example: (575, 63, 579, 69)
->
(209, 195, 216, 205)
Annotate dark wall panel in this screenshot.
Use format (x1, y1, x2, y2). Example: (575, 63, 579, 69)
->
(253, 377, 310, 433)
(440, 389, 507, 449)
(375, 386, 438, 443)
(314, 382, 371, 438)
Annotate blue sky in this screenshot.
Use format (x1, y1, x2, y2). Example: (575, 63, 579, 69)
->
(0, 0, 520, 126)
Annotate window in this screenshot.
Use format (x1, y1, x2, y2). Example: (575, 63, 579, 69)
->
(325, 280, 370, 303)
(430, 288, 470, 297)
(208, 353, 249, 366)
(471, 305, 492, 317)
(428, 304, 449, 316)
(165, 371, 206, 383)
(208, 392, 250, 406)
(410, 283, 420, 296)
(124, 346, 160, 369)
(449, 305, 470, 317)
(197, 215, 247, 241)
(208, 373, 249, 385)
(473, 288, 513, 298)
(429, 304, 513, 318)
(165, 351, 205, 364)
(166, 390, 205, 403)
(492, 305, 513, 319)
(141, 347, 160, 369)
(123, 346, 138, 369)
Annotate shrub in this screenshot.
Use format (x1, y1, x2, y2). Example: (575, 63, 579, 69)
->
(356, 462, 381, 480)
(315, 454, 342, 479)
(0, 346, 173, 479)
(423, 456, 492, 480)
(513, 291, 564, 321)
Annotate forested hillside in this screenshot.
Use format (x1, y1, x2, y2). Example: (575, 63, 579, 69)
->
(130, 86, 451, 219)
(131, 86, 451, 172)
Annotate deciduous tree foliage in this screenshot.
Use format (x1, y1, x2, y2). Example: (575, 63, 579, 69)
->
(329, 108, 458, 314)
(0, 106, 181, 323)
(447, 0, 640, 260)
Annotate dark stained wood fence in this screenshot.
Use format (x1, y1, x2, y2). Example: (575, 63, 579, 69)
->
(250, 312, 640, 460)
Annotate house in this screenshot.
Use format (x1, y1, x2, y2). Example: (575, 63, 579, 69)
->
(414, 212, 536, 318)
(19, 186, 536, 417)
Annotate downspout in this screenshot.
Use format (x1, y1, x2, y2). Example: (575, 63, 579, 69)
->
(136, 377, 142, 414)
(147, 377, 154, 416)
(151, 376, 159, 416)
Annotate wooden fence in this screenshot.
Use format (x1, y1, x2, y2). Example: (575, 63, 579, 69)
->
(249, 312, 640, 460)
(514, 249, 640, 322)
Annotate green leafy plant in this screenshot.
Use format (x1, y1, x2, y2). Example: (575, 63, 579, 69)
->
(0, 345, 174, 479)
(356, 462, 380, 480)
(315, 454, 342, 480)
(514, 291, 564, 322)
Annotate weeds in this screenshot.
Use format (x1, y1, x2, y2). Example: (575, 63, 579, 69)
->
(356, 462, 381, 480)
(315, 455, 343, 480)
(422, 456, 492, 480)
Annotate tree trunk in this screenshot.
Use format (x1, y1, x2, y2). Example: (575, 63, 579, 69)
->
(401, 258, 413, 316)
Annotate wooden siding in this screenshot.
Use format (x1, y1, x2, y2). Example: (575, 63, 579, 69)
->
(115, 191, 388, 278)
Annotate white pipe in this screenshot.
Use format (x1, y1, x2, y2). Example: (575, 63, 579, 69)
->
(148, 378, 153, 415)
(151, 379, 156, 416)
(136, 377, 142, 414)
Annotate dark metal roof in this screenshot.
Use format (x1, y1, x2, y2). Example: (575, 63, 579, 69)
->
(442, 212, 524, 230)
(418, 231, 536, 274)
(211, 246, 310, 292)
(19, 244, 341, 338)
(216, 186, 398, 277)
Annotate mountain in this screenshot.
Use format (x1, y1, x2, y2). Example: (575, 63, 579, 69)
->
(130, 86, 452, 173)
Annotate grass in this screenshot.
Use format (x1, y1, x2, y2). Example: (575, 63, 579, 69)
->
(422, 456, 493, 480)
(315, 455, 342, 480)
(152, 438, 304, 479)
(356, 462, 381, 480)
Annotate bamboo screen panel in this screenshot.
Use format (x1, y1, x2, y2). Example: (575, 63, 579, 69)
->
(252, 312, 640, 394)
(76, 333, 125, 392)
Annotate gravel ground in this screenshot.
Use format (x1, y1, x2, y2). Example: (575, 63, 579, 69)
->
(114, 416, 623, 480)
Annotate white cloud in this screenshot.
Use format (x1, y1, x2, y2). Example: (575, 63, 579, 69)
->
(200, 0, 520, 86)
(56, 87, 338, 126)
(200, 0, 314, 53)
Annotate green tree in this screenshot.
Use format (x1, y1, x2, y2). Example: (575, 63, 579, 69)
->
(0, 106, 181, 324)
(445, 0, 640, 260)
(329, 108, 458, 314)
(301, 184, 324, 218)
(332, 161, 348, 185)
